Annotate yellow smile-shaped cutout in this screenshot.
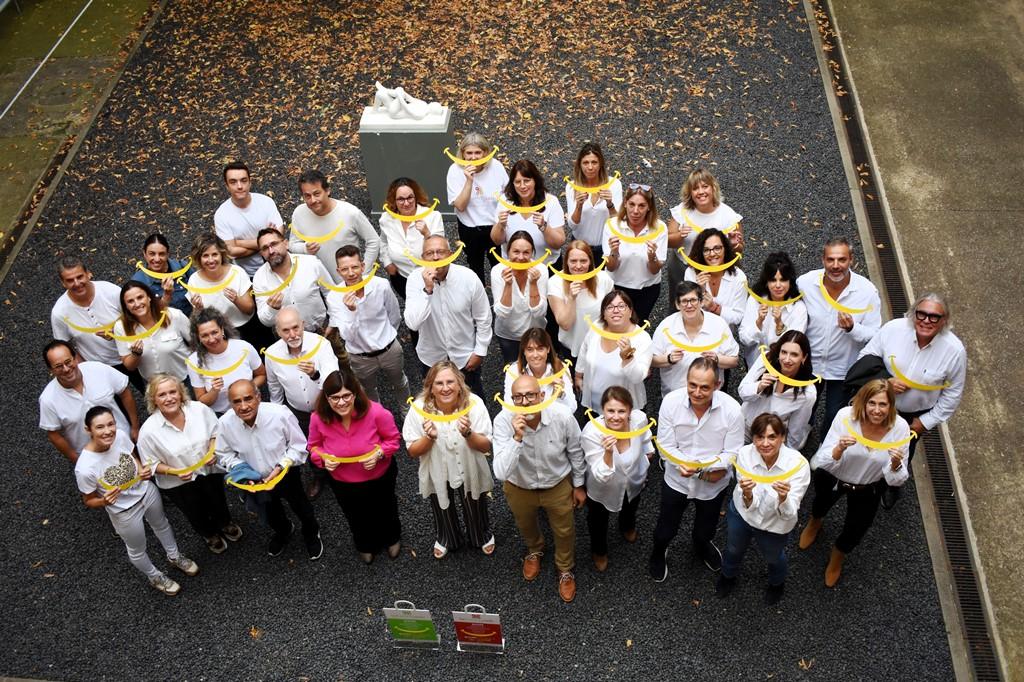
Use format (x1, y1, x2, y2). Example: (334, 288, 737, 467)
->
(503, 359, 572, 387)
(405, 242, 465, 268)
(490, 247, 551, 270)
(732, 457, 806, 484)
(494, 385, 563, 414)
(110, 311, 167, 343)
(228, 464, 290, 492)
(407, 397, 474, 423)
(382, 197, 439, 222)
(606, 219, 666, 244)
(758, 345, 821, 387)
(661, 328, 726, 353)
(64, 317, 115, 334)
(652, 437, 720, 470)
(746, 287, 803, 307)
(584, 314, 649, 340)
(136, 258, 192, 280)
(548, 258, 607, 282)
(679, 250, 742, 273)
(315, 445, 381, 464)
(185, 349, 249, 378)
(496, 194, 547, 214)
(318, 263, 380, 294)
(585, 409, 655, 438)
(818, 276, 873, 314)
(843, 419, 917, 450)
(262, 338, 324, 366)
(682, 212, 739, 234)
(443, 145, 498, 166)
(564, 170, 621, 193)
(889, 355, 950, 391)
(290, 220, 343, 244)
(177, 270, 237, 295)
(163, 440, 216, 476)
(254, 258, 299, 297)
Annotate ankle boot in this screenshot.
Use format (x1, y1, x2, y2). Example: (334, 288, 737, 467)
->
(799, 517, 823, 550)
(825, 547, 845, 587)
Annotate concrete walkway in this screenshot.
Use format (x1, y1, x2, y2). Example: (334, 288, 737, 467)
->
(829, 0, 1024, 677)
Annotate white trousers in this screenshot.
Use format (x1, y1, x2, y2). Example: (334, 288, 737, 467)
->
(106, 483, 179, 578)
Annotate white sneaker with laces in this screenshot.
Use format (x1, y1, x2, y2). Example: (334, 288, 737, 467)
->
(149, 573, 181, 596)
(169, 555, 200, 577)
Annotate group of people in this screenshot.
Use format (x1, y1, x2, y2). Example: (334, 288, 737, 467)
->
(38, 135, 967, 605)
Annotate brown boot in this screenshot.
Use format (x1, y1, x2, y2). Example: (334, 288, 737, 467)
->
(798, 517, 823, 550)
(592, 554, 608, 572)
(825, 547, 846, 588)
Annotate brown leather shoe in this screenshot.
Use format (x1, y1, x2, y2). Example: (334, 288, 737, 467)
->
(592, 553, 608, 572)
(825, 547, 846, 588)
(522, 552, 542, 581)
(622, 528, 638, 543)
(558, 572, 576, 603)
(799, 517, 823, 550)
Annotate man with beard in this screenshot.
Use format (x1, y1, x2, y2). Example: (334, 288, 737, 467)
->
(253, 227, 333, 332)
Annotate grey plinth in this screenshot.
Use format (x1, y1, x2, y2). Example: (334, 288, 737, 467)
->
(358, 107, 456, 219)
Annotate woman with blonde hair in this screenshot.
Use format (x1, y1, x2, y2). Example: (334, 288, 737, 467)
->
(602, 183, 667, 323)
(446, 132, 508, 283)
(565, 142, 622, 262)
(402, 361, 494, 559)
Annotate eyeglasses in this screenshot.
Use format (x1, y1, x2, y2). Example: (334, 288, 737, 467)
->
(702, 245, 724, 255)
(511, 392, 541, 404)
(914, 310, 944, 324)
(606, 302, 629, 311)
(395, 195, 416, 203)
(628, 183, 651, 192)
(422, 249, 451, 259)
(327, 393, 355, 404)
(678, 297, 701, 307)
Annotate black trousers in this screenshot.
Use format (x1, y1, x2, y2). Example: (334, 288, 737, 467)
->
(327, 457, 402, 553)
(586, 492, 641, 557)
(163, 473, 232, 538)
(651, 480, 725, 558)
(457, 220, 498, 285)
(616, 284, 661, 326)
(239, 315, 276, 355)
(266, 467, 319, 540)
(387, 272, 419, 348)
(809, 469, 884, 554)
(428, 482, 491, 551)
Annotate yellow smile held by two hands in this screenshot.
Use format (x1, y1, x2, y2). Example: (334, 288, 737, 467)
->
(564, 171, 621, 193)
(494, 385, 564, 414)
(490, 248, 551, 270)
(889, 355, 950, 391)
(315, 445, 382, 464)
(177, 270, 237, 295)
(843, 419, 918, 450)
(606, 219, 666, 244)
(651, 438, 720, 470)
(136, 258, 192, 280)
(503, 359, 572, 387)
(318, 263, 380, 294)
(443, 145, 499, 167)
(661, 328, 726, 353)
(496, 195, 547, 214)
(758, 345, 821, 387)
(184, 350, 249, 378)
(585, 409, 655, 439)
(407, 397, 475, 423)
(261, 338, 324, 366)
(228, 464, 290, 492)
(679, 250, 742, 273)
(584, 314, 650, 341)
(382, 198, 439, 222)
(405, 242, 465, 269)
(253, 258, 299, 297)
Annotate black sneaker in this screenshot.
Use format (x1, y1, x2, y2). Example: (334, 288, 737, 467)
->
(305, 531, 324, 561)
(267, 521, 295, 557)
(701, 542, 723, 572)
(648, 548, 668, 582)
(881, 485, 901, 510)
(764, 582, 785, 606)
(716, 575, 737, 599)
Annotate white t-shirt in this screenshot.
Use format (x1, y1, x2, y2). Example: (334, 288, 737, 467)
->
(214, 193, 284, 276)
(603, 218, 668, 289)
(50, 282, 123, 365)
(546, 271, 615, 356)
(113, 307, 192, 381)
(565, 178, 623, 246)
(186, 265, 254, 330)
(650, 311, 739, 393)
(137, 401, 221, 490)
(186, 339, 263, 414)
(38, 362, 131, 455)
(577, 328, 654, 410)
(490, 263, 549, 341)
(446, 160, 508, 227)
(669, 202, 743, 257)
(75, 430, 148, 512)
(288, 201, 380, 283)
(683, 266, 749, 327)
(494, 193, 565, 265)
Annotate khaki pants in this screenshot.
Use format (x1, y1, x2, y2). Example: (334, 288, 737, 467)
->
(503, 476, 575, 572)
(348, 340, 410, 404)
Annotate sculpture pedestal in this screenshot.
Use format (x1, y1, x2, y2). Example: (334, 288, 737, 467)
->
(359, 107, 455, 219)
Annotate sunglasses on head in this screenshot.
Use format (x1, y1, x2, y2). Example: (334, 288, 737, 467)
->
(628, 183, 651, 192)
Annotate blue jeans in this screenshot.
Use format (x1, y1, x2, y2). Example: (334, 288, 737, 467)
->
(721, 499, 790, 586)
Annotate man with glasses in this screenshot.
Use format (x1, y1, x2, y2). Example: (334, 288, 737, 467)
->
(651, 281, 740, 393)
(253, 227, 333, 331)
(796, 238, 881, 440)
(855, 292, 966, 507)
(404, 235, 492, 396)
(493, 375, 587, 603)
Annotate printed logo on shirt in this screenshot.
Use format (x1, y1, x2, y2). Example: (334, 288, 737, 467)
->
(103, 452, 138, 489)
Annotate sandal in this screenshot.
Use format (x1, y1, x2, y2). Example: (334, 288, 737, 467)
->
(387, 542, 401, 560)
(433, 541, 448, 559)
(482, 535, 496, 556)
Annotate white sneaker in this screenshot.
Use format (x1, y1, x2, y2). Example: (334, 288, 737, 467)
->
(168, 555, 200, 577)
(149, 573, 181, 596)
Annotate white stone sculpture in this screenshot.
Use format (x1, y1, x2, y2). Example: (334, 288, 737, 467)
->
(373, 81, 443, 120)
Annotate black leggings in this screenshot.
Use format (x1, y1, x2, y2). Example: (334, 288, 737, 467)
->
(457, 220, 498, 285)
(809, 469, 884, 554)
(586, 492, 642, 557)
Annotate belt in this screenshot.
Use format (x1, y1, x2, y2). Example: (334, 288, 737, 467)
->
(837, 479, 882, 493)
(352, 339, 394, 358)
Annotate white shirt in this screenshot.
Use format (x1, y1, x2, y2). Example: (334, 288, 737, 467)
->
(378, 207, 445, 277)
(326, 276, 401, 354)
(731, 443, 810, 534)
(603, 218, 668, 289)
(265, 332, 339, 413)
(495, 193, 566, 266)
(577, 327, 654, 410)
(581, 409, 652, 511)
(490, 263, 548, 341)
(857, 319, 967, 430)
(669, 202, 743, 256)
(186, 265, 254, 330)
(502, 362, 577, 414)
(216, 402, 308, 477)
(546, 271, 616, 357)
(564, 178, 623, 246)
(253, 254, 332, 330)
(812, 406, 911, 487)
(186, 339, 263, 414)
(288, 201, 380, 283)
(50, 281, 123, 365)
(214, 193, 284, 276)
(404, 263, 492, 367)
(796, 269, 881, 380)
(75, 431, 148, 512)
(684, 266, 748, 326)
(113, 307, 192, 381)
(738, 297, 808, 366)
(137, 402, 220, 490)
(657, 389, 744, 500)
(492, 402, 586, 489)
(737, 356, 817, 449)
(39, 362, 130, 455)
(446, 159, 508, 226)
(650, 311, 739, 392)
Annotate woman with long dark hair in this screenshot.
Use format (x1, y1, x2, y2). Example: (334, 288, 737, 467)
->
(379, 176, 445, 300)
(130, 232, 194, 316)
(114, 281, 191, 383)
(491, 159, 565, 266)
(683, 227, 748, 327)
(737, 330, 817, 449)
(565, 143, 622, 262)
(739, 252, 807, 366)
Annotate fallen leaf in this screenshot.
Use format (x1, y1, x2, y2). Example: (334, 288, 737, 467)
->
(249, 626, 264, 640)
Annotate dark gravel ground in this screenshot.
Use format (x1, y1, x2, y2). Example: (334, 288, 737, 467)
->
(0, 1, 953, 680)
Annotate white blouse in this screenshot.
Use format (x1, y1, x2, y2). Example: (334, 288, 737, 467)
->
(812, 406, 911, 487)
(137, 401, 221, 490)
(490, 263, 548, 341)
(495, 192, 566, 266)
(737, 356, 817, 449)
(684, 266, 748, 327)
(446, 159, 508, 227)
(577, 327, 654, 410)
(546, 270, 615, 357)
(581, 409, 652, 512)
(738, 296, 808, 366)
(378, 207, 445, 277)
(669, 202, 743, 256)
(113, 307, 192, 381)
(603, 218, 668, 290)
(565, 178, 623, 246)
